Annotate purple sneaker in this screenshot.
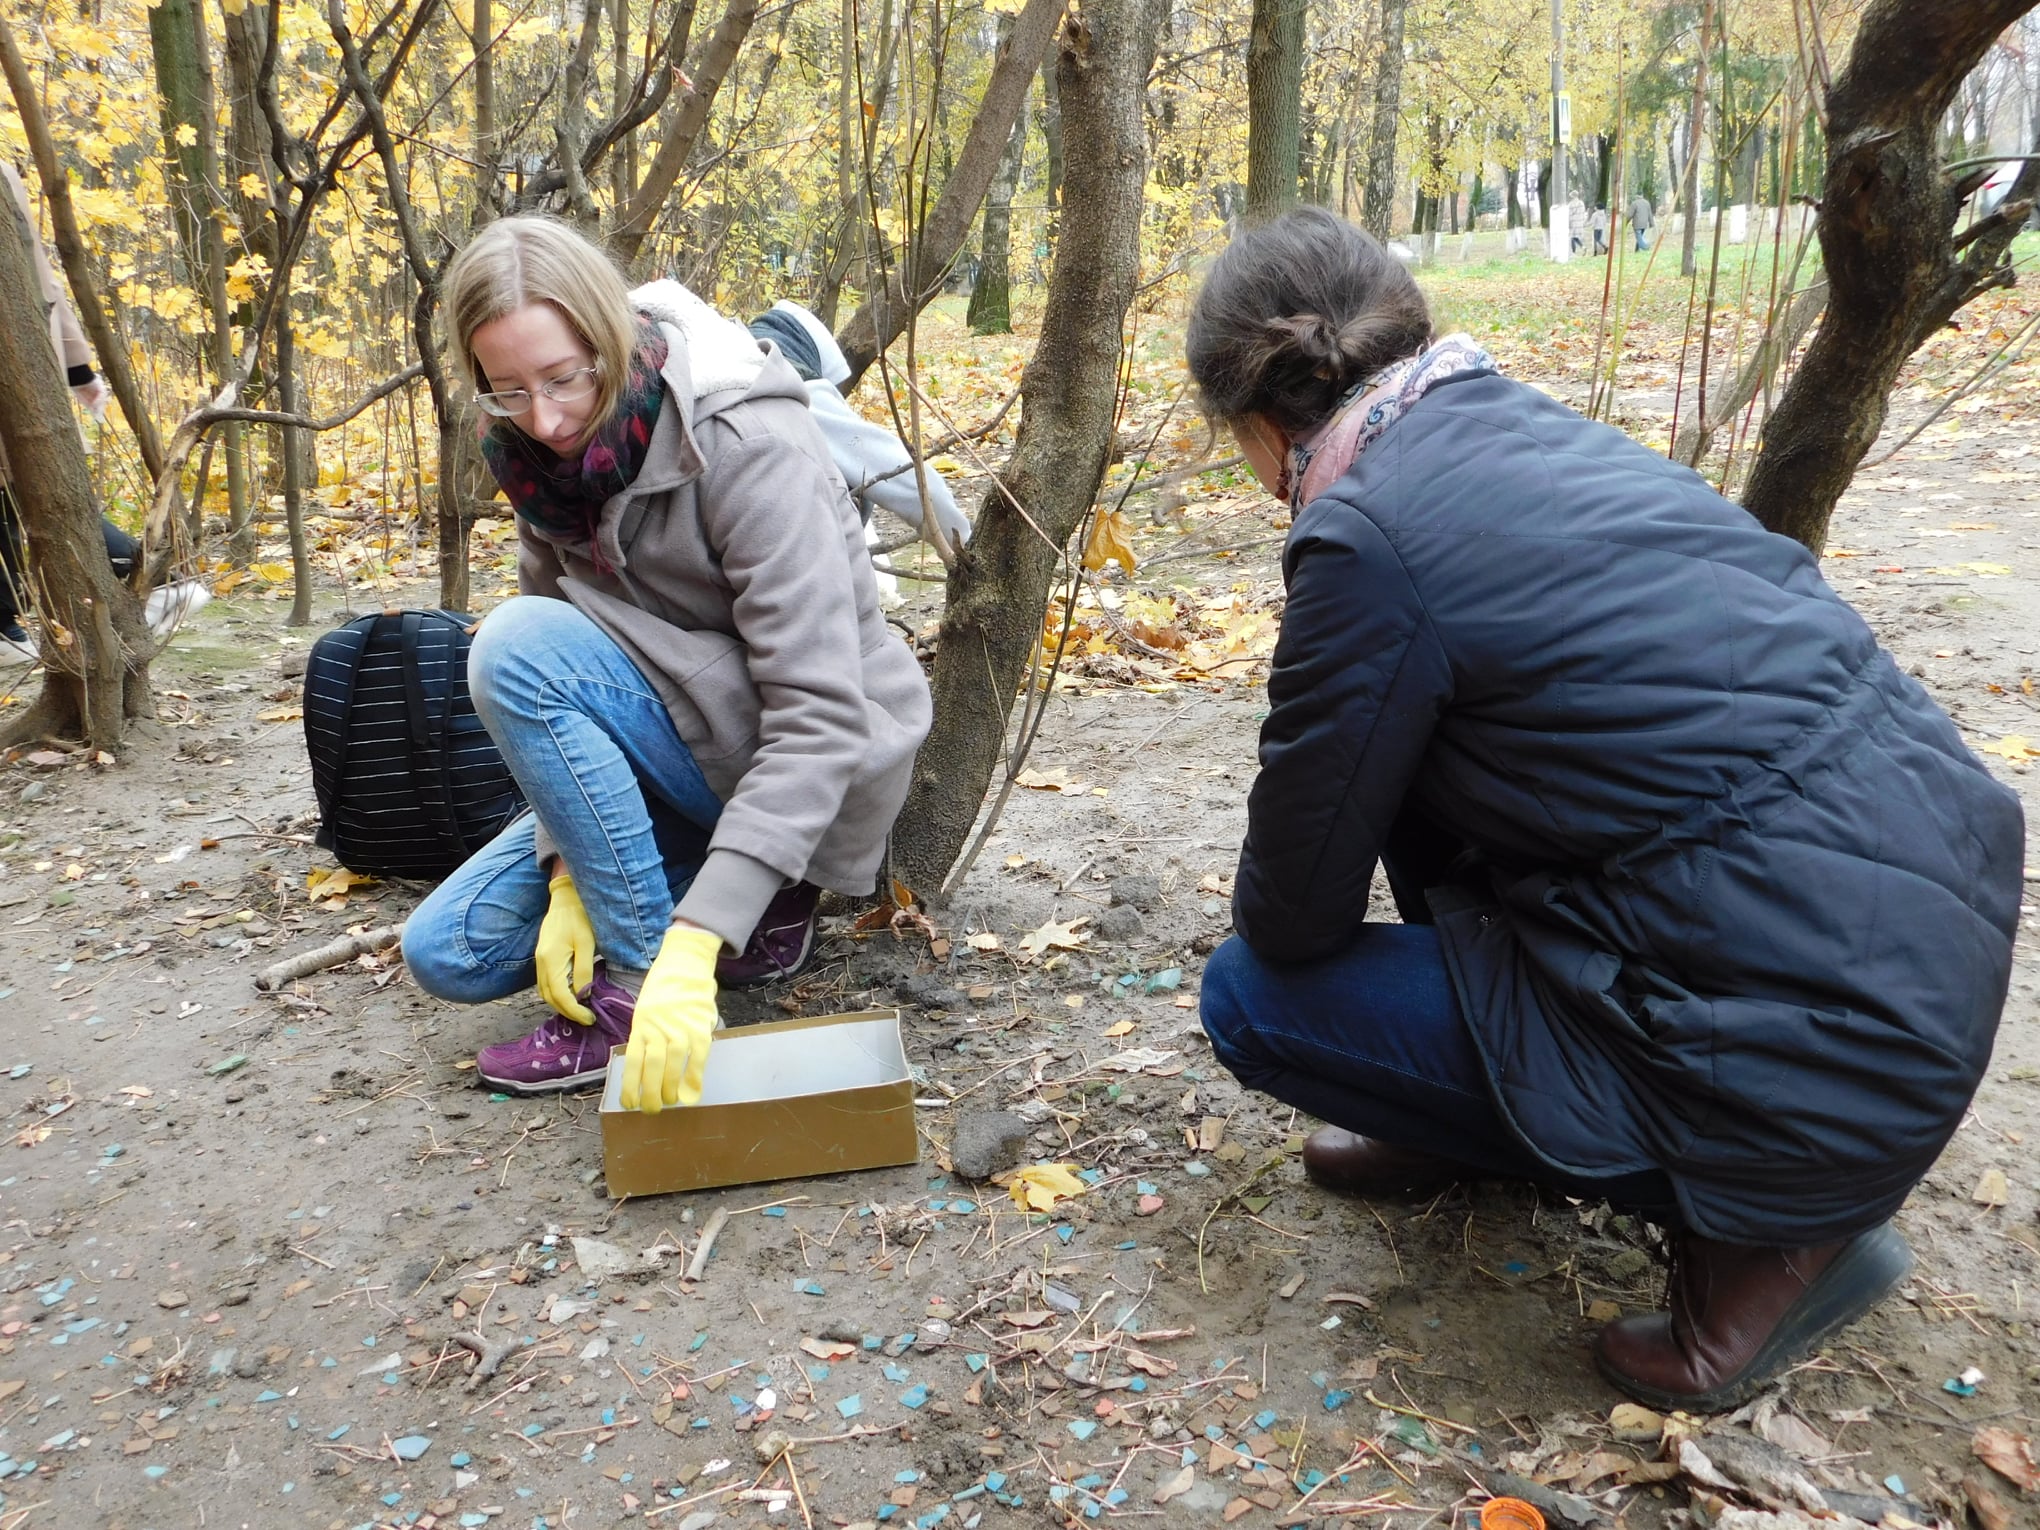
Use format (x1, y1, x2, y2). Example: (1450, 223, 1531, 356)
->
(474, 972, 635, 1094)
(716, 882, 821, 988)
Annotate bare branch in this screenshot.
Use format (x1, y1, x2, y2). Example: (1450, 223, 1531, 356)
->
(191, 364, 427, 433)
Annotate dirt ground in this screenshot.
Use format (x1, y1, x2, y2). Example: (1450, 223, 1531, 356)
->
(2, 380, 2038, 1530)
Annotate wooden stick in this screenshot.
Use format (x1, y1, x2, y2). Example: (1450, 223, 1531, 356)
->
(255, 924, 405, 990)
(684, 1207, 731, 1281)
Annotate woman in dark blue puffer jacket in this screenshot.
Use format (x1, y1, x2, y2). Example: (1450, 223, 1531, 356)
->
(1191, 207, 2023, 1412)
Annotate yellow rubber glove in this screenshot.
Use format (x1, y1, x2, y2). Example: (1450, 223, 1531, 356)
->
(619, 924, 722, 1112)
(535, 873, 597, 1024)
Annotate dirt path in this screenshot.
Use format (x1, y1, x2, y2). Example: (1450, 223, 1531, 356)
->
(1, 398, 2037, 1530)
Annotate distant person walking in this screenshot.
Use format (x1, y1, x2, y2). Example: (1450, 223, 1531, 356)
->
(1591, 204, 1609, 256)
(1567, 192, 1587, 254)
(1630, 193, 1654, 252)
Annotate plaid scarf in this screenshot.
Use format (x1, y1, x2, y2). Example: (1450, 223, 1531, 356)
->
(480, 323, 670, 549)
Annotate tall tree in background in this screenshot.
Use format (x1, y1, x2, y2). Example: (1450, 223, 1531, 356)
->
(1245, 0, 1305, 219)
(967, 65, 1028, 336)
(1360, 0, 1407, 239)
(833, 0, 1065, 389)
(0, 187, 150, 751)
(1742, 0, 2040, 553)
(1679, 1, 1712, 278)
(894, 0, 1162, 896)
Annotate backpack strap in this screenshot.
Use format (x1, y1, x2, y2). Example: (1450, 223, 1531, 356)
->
(306, 615, 380, 850)
(397, 610, 476, 868)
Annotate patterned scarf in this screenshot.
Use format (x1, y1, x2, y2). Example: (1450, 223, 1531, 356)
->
(1287, 333, 1496, 509)
(479, 322, 670, 549)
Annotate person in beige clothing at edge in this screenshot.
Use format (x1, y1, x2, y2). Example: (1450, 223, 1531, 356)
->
(401, 216, 932, 1112)
(0, 160, 165, 667)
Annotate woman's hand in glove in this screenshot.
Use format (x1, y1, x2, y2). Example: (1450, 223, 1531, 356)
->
(619, 924, 723, 1112)
(535, 873, 598, 1023)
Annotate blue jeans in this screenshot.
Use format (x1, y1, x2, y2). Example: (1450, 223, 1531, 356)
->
(1200, 925, 1681, 1219)
(402, 596, 724, 1001)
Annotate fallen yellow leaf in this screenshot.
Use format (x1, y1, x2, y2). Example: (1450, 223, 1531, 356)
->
(1007, 1162, 1088, 1213)
(1979, 736, 2040, 761)
(1019, 916, 1091, 959)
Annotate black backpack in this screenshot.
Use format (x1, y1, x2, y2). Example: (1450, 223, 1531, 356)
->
(303, 608, 526, 879)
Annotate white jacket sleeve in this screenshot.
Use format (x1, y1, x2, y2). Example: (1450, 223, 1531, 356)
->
(802, 380, 971, 546)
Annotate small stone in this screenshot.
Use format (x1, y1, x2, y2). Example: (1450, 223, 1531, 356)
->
(1604, 1248, 1652, 1283)
(156, 1290, 188, 1311)
(1093, 906, 1145, 943)
(677, 1513, 721, 1530)
(1108, 875, 1162, 911)
(950, 1111, 1031, 1182)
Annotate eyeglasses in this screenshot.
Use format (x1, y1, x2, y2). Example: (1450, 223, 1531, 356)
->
(474, 365, 601, 417)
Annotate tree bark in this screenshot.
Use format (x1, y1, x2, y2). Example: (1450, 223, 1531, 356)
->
(1680, 3, 1712, 278)
(184, 0, 252, 563)
(475, 0, 497, 211)
(0, 189, 150, 752)
(1741, 0, 2040, 553)
(1038, 58, 1064, 219)
(891, 0, 1160, 897)
(147, 0, 209, 290)
(1360, 0, 1406, 239)
(967, 55, 1027, 336)
(1244, 0, 1305, 220)
(0, 13, 166, 487)
(833, 0, 1066, 391)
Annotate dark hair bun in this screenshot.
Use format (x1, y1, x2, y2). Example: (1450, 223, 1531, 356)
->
(1187, 208, 1433, 431)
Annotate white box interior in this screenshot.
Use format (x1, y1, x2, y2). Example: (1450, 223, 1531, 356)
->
(602, 1014, 908, 1112)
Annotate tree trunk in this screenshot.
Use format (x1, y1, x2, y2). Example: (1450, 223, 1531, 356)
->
(891, 0, 1160, 897)
(1505, 158, 1523, 227)
(1360, 0, 1407, 239)
(183, 0, 252, 563)
(1731, 122, 1764, 207)
(611, 0, 635, 212)
(146, 0, 209, 291)
(832, 0, 1065, 391)
(1680, 3, 1712, 278)
(475, 0, 497, 210)
(0, 13, 166, 488)
(1038, 58, 1064, 219)
(967, 75, 1026, 335)
(276, 286, 314, 627)
(0, 189, 150, 752)
(1740, 0, 2040, 553)
(1244, 0, 1305, 220)
(1537, 159, 1551, 227)
(610, 0, 763, 268)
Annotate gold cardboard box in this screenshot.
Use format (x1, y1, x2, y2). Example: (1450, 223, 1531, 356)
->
(599, 1009, 919, 1198)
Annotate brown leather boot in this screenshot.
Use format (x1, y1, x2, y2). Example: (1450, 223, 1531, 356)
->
(1593, 1222, 1912, 1412)
(1301, 1126, 1488, 1198)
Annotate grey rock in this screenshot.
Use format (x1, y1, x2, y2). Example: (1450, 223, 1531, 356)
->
(677, 1513, 722, 1530)
(1604, 1247, 1652, 1283)
(1109, 874, 1162, 911)
(950, 1109, 1031, 1181)
(1093, 905, 1145, 942)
